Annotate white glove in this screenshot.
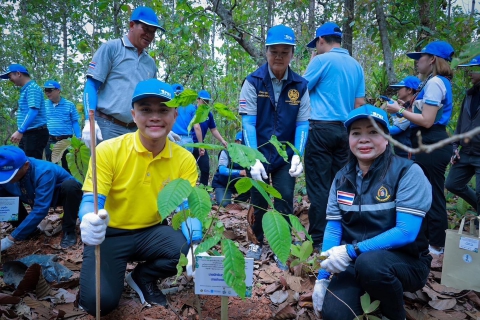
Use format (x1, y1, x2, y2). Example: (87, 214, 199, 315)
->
(168, 131, 181, 142)
(80, 209, 109, 246)
(312, 279, 330, 316)
(289, 155, 303, 177)
(82, 120, 103, 148)
(320, 245, 352, 274)
(250, 159, 267, 181)
(1, 237, 14, 252)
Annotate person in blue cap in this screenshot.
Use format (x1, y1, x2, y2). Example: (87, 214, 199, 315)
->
(171, 83, 196, 152)
(0, 64, 49, 159)
(445, 55, 480, 217)
(0, 145, 82, 250)
(303, 22, 365, 251)
(239, 24, 310, 270)
(82, 6, 179, 147)
(192, 90, 228, 186)
(211, 131, 247, 206)
(312, 105, 431, 320)
(384, 75, 421, 159)
(43, 80, 81, 172)
(386, 40, 455, 255)
(78, 79, 199, 316)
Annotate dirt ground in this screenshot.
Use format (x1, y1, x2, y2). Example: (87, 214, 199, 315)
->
(0, 199, 479, 319)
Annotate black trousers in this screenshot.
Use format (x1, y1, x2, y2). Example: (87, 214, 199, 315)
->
(305, 122, 349, 246)
(411, 126, 451, 247)
(19, 127, 49, 160)
(322, 250, 431, 320)
(79, 224, 189, 316)
(193, 148, 210, 186)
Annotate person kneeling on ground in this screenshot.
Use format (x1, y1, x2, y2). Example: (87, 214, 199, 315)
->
(78, 79, 198, 316)
(313, 105, 432, 320)
(0, 145, 81, 249)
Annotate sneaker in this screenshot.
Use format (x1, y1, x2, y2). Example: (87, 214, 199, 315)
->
(126, 271, 167, 306)
(246, 243, 262, 260)
(273, 255, 289, 271)
(60, 231, 77, 249)
(429, 245, 444, 255)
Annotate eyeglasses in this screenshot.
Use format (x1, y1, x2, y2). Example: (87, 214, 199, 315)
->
(267, 50, 291, 59)
(44, 89, 55, 93)
(137, 23, 157, 35)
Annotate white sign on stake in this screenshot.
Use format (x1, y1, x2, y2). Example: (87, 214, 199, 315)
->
(0, 197, 19, 222)
(195, 256, 254, 297)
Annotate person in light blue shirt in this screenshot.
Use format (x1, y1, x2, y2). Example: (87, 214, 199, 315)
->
(171, 84, 196, 152)
(44, 80, 81, 172)
(303, 22, 366, 250)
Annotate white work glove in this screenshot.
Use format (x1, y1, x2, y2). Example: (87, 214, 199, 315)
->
(289, 155, 303, 177)
(312, 279, 330, 316)
(1, 237, 14, 252)
(168, 131, 181, 142)
(80, 209, 109, 246)
(320, 245, 352, 274)
(82, 120, 103, 148)
(250, 159, 267, 181)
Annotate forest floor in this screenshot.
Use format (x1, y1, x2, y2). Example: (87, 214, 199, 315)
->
(0, 197, 479, 320)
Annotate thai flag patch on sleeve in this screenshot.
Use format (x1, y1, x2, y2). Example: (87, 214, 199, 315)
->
(89, 61, 97, 69)
(337, 191, 355, 205)
(239, 99, 247, 110)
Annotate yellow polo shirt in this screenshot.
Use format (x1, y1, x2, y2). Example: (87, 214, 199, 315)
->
(82, 131, 198, 229)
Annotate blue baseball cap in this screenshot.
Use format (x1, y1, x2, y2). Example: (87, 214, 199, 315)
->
(0, 64, 30, 79)
(235, 131, 243, 141)
(44, 80, 61, 90)
(130, 6, 165, 32)
(344, 104, 389, 133)
(389, 76, 420, 90)
(458, 55, 480, 67)
(0, 146, 28, 184)
(406, 41, 454, 62)
(171, 83, 184, 95)
(307, 22, 342, 48)
(198, 90, 211, 101)
(265, 25, 296, 46)
(132, 79, 174, 107)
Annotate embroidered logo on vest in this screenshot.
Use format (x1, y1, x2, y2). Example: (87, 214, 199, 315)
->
(286, 89, 300, 105)
(376, 185, 391, 202)
(258, 91, 270, 98)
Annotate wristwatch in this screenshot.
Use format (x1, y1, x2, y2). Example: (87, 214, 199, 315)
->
(353, 245, 362, 257)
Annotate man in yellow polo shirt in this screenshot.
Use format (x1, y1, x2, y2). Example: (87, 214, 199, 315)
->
(78, 79, 197, 316)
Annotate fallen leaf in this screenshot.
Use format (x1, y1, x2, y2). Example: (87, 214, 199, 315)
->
(270, 290, 289, 304)
(428, 298, 457, 311)
(467, 291, 480, 307)
(54, 288, 76, 303)
(428, 309, 466, 319)
(279, 276, 288, 290)
(298, 300, 313, 308)
(23, 296, 45, 309)
(265, 282, 282, 294)
(258, 271, 277, 284)
(284, 275, 303, 293)
(14, 264, 41, 296)
(0, 293, 21, 305)
(299, 292, 312, 301)
(273, 304, 296, 319)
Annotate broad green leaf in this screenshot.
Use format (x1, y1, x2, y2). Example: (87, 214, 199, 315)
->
(367, 315, 382, 320)
(290, 259, 301, 268)
(366, 300, 380, 314)
(227, 143, 268, 168)
(456, 198, 469, 215)
(285, 141, 301, 157)
(213, 103, 240, 122)
(164, 89, 198, 108)
(289, 215, 313, 242)
(188, 187, 212, 222)
(187, 104, 210, 131)
(255, 180, 282, 199)
(251, 180, 273, 208)
(290, 241, 313, 261)
(235, 177, 253, 195)
(263, 210, 291, 264)
(175, 253, 188, 282)
(65, 139, 90, 184)
(172, 210, 192, 230)
(157, 179, 193, 221)
(360, 292, 371, 313)
(51, 139, 71, 164)
(222, 239, 246, 298)
(269, 136, 288, 162)
(183, 142, 224, 151)
(195, 235, 221, 254)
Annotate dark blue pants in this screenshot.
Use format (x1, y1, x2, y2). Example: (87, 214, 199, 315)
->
(305, 122, 349, 246)
(79, 224, 189, 316)
(193, 148, 210, 186)
(19, 126, 49, 160)
(322, 250, 431, 320)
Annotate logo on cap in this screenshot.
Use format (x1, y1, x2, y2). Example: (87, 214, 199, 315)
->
(1, 166, 14, 171)
(160, 89, 171, 99)
(371, 112, 384, 120)
(284, 34, 293, 40)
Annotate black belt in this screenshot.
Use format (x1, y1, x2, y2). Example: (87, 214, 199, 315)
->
(96, 110, 137, 129)
(49, 135, 72, 141)
(26, 125, 48, 132)
(309, 120, 344, 126)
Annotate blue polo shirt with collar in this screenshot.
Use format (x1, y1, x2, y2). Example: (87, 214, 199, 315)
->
(17, 80, 47, 130)
(45, 97, 81, 136)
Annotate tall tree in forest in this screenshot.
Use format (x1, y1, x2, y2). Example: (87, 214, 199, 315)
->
(375, 0, 397, 84)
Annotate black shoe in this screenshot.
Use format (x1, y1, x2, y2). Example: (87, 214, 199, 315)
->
(126, 271, 166, 306)
(60, 231, 77, 248)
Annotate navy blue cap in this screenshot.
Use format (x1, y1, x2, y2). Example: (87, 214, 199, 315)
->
(130, 6, 165, 32)
(0, 64, 29, 79)
(344, 104, 389, 133)
(0, 146, 28, 184)
(44, 80, 61, 90)
(132, 79, 174, 107)
(171, 83, 184, 95)
(235, 131, 243, 141)
(265, 25, 296, 46)
(307, 22, 342, 48)
(389, 76, 420, 90)
(198, 90, 211, 101)
(458, 55, 480, 67)
(406, 41, 454, 62)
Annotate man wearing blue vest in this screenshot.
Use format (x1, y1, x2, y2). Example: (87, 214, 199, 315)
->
(239, 25, 310, 269)
(303, 22, 365, 250)
(44, 80, 81, 172)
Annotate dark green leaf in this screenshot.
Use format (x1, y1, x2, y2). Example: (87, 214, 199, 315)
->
(227, 143, 268, 168)
(262, 211, 291, 264)
(157, 179, 193, 221)
(269, 136, 288, 162)
(164, 89, 198, 108)
(235, 177, 253, 195)
(175, 253, 188, 282)
(251, 179, 273, 208)
(255, 180, 282, 199)
(172, 211, 192, 230)
(289, 215, 313, 242)
(188, 187, 212, 222)
(195, 235, 221, 254)
(222, 239, 246, 298)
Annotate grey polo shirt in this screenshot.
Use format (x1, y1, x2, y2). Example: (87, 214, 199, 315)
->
(87, 35, 158, 123)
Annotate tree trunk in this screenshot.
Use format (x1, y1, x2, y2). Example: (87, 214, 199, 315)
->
(342, 0, 354, 55)
(447, 0, 452, 24)
(375, 0, 397, 84)
(62, 7, 68, 75)
(471, 0, 475, 17)
(416, 0, 436, 51)
(308, 0, 315, 31)
(113, 0, 121, 38)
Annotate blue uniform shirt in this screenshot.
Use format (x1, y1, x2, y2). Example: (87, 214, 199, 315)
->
(172, 104, 197, 136)
(17, 81, 47, 130)
(192, 111, 216, 143)
(45, 97, 81, 136)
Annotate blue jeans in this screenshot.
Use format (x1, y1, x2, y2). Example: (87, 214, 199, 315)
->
(96, 116, 137, 141)
(176, 135, 193, 152)
(215, 187, 232, 207)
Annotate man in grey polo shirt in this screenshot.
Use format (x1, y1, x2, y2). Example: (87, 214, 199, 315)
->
(82, 6, 162, 147)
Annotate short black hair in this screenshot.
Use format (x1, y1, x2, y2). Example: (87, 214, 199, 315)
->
(321, 35, 342, 45)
